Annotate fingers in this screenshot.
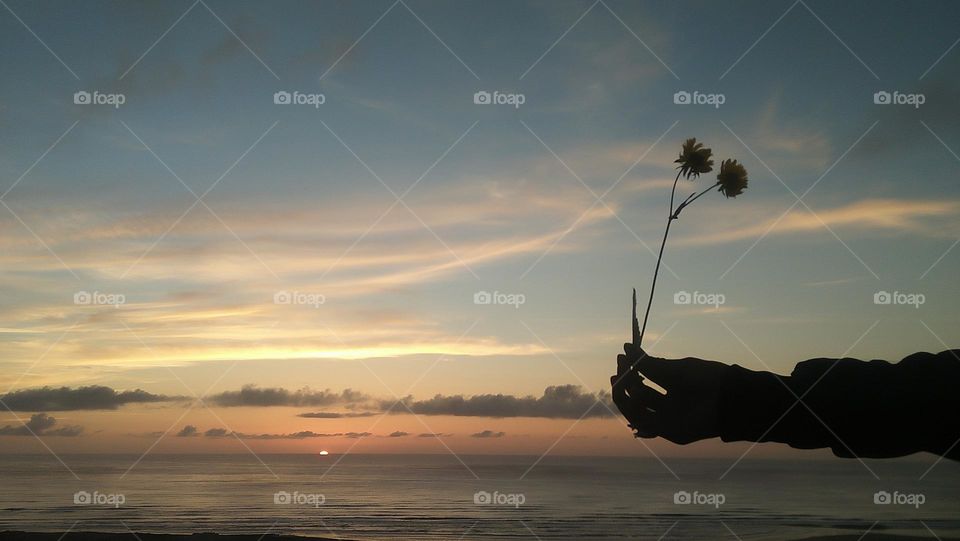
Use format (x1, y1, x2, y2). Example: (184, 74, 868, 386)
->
(626, 348, 681, 390)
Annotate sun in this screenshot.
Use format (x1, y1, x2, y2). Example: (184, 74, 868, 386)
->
(319, 450, 329, 456)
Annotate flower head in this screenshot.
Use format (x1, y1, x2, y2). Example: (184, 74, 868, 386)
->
(716, 159, 748, 198)
(674, 138, 714, 179)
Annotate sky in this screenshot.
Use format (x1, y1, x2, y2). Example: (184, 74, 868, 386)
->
(1, 0, 959, 460)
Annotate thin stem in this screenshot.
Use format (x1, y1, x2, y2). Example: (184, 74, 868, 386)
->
(673, 182, 720, 218)
(637, 170, 683, 348)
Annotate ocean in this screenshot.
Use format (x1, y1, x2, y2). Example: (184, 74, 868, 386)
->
(1, 454, 958, 540)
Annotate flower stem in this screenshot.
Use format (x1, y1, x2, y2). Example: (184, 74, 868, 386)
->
(673, 182, 720, 219)
(636, 170, 683, 348)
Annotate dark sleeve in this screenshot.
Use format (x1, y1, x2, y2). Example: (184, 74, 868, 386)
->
(717, 350, 960, 460)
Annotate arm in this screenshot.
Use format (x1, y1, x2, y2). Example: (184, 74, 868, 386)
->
(612, 344, 960, 460)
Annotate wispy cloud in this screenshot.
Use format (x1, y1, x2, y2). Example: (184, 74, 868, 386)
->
(676, 198, 960, 246)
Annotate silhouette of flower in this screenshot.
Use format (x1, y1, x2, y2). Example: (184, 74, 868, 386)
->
(716, 159, 748, 198)
(674, 138, 714, 179)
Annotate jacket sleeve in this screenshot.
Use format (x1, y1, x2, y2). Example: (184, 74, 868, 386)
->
(717, 350, 960, 460)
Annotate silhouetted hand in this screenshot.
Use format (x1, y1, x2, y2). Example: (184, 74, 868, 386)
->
(611, 343, 727, 444)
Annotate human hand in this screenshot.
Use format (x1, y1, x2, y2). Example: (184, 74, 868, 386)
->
(611, 342, 727, 444)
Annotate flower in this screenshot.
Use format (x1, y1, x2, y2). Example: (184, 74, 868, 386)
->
(674, 138, 714, 179)
(716, 159, 748, 198)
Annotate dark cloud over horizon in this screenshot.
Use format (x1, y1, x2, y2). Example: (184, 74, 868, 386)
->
(1, 384, 612, 420)
(0, 413, 83, 436)
(297, 411, 378, 419)
(384, 385, 613, 419)
(0, 385, 176, 411)
(471, 430, 506, 438)
(208, 385, 368, 407)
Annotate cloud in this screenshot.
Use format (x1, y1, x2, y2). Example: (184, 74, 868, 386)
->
(0, 386, 177, 411)
(417, 433, 450, 438)
(208, 386, 368, 407)
(387, 431, 410, 437)
(176, 425, 199, 437)
(676, 198, 960, 246)
(471, 430, 505, 438)
(0, 413, 83, 436)
(2, 384, 615, 420)
(237, 430, 345, 440)
(385, 385, 614, 419)
(200, 426, 369, 439)
(297, 411, 377, 419)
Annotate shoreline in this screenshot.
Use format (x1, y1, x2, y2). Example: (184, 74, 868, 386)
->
(0, 533, 341, 541)
(3, 532, 958, 541)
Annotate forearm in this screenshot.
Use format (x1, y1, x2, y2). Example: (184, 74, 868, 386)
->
(717, 353, 960, 460)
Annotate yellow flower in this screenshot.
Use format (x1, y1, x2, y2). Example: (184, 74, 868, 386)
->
(674, 138, 714, 179)
(717, 159, 748, 198)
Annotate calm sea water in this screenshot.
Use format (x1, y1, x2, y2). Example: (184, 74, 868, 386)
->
(1, 454, 958, 540)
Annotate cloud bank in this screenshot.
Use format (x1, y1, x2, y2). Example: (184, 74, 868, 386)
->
(0, 413, 83, 436)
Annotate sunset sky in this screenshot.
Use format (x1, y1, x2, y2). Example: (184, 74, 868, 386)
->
(1, 0, 959, 460)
